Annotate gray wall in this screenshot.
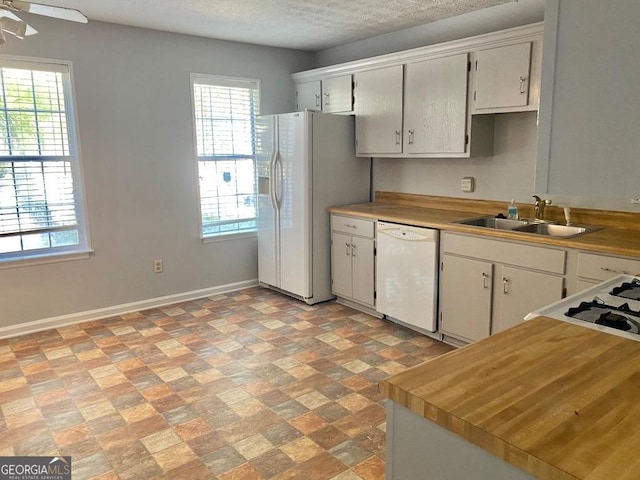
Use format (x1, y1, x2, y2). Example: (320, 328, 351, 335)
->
(374, 112, 538, 202)
(536, 0, 640, 206)
(0, 18, 314, 326)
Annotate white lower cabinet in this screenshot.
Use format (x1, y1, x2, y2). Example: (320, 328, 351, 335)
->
(440, 232, 566, 344)
(575, 252, 640, 292)
(493, 265, 564, 334)
(330, 215, 375, 308)
(439, 254, 492, 342)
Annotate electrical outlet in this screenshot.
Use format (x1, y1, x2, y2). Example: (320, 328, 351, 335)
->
(153, 259, 163, 273)
(461, 177, 475, 193)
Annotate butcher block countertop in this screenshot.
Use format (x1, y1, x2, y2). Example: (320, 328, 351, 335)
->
(379, 316, 640, 480)
(328, 192, 640, 258)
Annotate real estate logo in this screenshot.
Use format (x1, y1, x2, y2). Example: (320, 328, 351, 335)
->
(0, 456, 71, 480)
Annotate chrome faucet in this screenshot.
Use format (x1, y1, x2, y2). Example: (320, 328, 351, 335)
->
(532, 195, 552, 221)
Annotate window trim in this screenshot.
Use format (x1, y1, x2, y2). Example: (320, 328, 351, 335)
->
(189, 73, 261, 240)
(0, 54, 91, 265)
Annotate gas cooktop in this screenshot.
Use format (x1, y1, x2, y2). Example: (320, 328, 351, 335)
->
(526, 275, 640, 341)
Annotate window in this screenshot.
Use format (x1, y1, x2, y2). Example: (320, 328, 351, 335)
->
(0, 58, 88, 263)
(190, 74, 260, 238)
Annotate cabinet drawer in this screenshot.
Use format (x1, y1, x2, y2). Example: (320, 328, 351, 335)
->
(442, 232, 565, 274)
(331, 215, 374, 237)
(577, 252, 640, 281)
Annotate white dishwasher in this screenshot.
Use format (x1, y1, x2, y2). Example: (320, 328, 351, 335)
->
(376, 221, 439, 333)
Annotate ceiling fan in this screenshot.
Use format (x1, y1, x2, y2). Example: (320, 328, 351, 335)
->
(0, 0, 87, 43)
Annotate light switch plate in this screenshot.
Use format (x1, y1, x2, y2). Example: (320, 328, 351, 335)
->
(461, 177, 475, 193)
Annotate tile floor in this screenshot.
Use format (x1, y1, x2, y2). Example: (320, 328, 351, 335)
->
(0, 287, 454, 479)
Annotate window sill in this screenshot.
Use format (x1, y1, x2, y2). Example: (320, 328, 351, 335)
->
(202, 231, 257, 244)
(0, 250, 93, 270)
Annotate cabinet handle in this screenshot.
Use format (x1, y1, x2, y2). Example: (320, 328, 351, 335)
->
(351, 243, 356, 257)
(482, 272, 489, 289)
(345, 242, 351, 256)
(519, 76, 527, 94)
(315, 94, 321, 108)
(395, 130, 401, 145)
(408, 129, 414, 145)
(324, 92, 330, 106)
(600, 266, 629, 275)
(344, 224, 356, 229)
(503, 277, 510, 294)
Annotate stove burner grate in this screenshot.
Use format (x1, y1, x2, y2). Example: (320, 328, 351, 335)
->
(610, 278, 640, 301)
(565, 300, 640, 334)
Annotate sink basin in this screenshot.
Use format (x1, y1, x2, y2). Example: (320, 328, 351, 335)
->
(513, 223, 602, 238)
(453, 215, 602, 239)
(454, 216, 529, 230)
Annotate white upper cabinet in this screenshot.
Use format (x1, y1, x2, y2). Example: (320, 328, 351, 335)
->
(354, 65, 404, 156)
(291, 22, 543, 156)
(472, 35, 543, 114)
(473, 42, 532, 111)
(322, 75, 353, 113)
(355, 55, 492, 158)
(295, 80, 321, 111)
(295, 76, 353, 113)
(404, 54, 469, 154)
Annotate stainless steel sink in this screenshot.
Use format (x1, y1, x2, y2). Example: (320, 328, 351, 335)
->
(513, 223, 602, 238)
(453, 215, 602, 239)
(453, 216, 529, 230)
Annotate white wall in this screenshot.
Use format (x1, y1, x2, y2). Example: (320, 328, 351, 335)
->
(0, 18, 314, 327)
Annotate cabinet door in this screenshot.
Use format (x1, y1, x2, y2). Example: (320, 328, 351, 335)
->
(474, 42, 532, 110)
(404, 53, 469, 154)
(322, 75, 353, 113)
(440, 254, 492, 342)
(331, 232, 353, 298)
(354, 65, 404, 155)
(493, 266, 564, 334)
(296, 81, 322, 111)
(351, 236, 375, 307)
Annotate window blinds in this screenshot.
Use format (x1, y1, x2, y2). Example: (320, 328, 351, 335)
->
(0, 61, 83, 258)
(191, 75, 259, 237)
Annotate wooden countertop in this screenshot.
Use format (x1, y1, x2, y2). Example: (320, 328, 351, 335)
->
(328, 195, 640, 258)
(379, 317, 640, 480)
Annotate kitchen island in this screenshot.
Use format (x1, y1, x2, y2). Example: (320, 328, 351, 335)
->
(380, 316, 640, 480)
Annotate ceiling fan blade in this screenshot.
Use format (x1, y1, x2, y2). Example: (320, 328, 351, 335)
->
(0, 9, 22, 21)
(12, 0, 87, 23)
(0, 16, 27, 38)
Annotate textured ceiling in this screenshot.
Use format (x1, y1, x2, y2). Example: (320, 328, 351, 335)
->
(23, 0, 517, 51)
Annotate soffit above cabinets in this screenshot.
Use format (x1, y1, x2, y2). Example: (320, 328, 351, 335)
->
(33, 0, 517, 51)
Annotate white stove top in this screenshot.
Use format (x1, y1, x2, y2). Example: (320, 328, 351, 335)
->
(526, 274, 640, 342)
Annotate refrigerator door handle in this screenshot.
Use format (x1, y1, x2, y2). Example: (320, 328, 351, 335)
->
(274, 153, 284, 207)
(268, 149, 278, 210)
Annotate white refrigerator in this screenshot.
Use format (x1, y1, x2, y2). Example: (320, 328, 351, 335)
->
(256, 111, 369, 304)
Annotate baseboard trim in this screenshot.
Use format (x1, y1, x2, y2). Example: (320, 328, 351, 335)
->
(1, 279, 259, 340)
